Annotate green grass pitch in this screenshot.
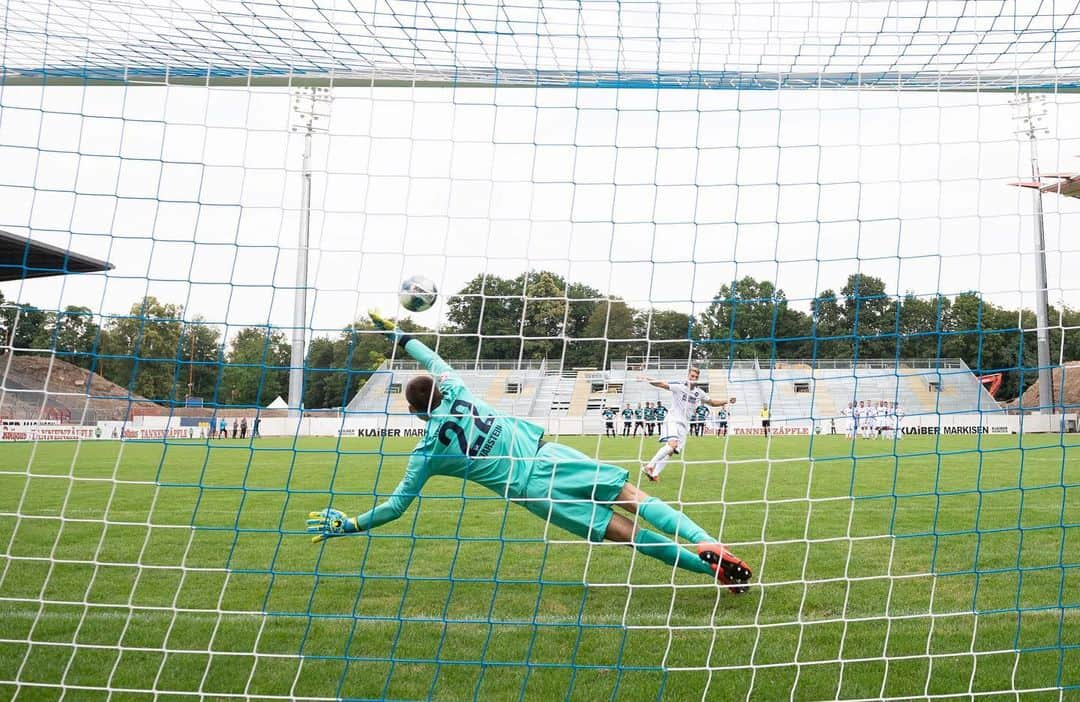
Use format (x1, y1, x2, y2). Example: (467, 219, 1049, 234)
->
(1, 433, 1078, 701)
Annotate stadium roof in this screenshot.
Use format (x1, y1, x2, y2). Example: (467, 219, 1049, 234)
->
(1010, 174, 1080, 200)
(0, 230, 113, 282)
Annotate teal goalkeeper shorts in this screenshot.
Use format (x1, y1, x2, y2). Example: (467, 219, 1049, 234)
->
(520, 442, 630, 543)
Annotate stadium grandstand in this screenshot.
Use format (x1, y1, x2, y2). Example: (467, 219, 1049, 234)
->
(345, 355, 1000, 431)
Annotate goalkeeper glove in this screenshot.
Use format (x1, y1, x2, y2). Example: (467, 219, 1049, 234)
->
(369, 309, 403, 344)
(306, 508, 361, 543)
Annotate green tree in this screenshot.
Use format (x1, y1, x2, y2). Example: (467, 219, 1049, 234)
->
(0, 303, 48, 352)
(219, 327, 291, 407)
(572, 298, 647, 367)
(840, 274, 898, 358)
(443, 273, 526, 359)
(303, 336, 339, 410)
(1057, 305, 1080, 371)
(520, 271, 570, 360)
(443, 270, 603, 363)
(811, 289, 849, 358)
(641, 309, 693, 360)
(897, 294, 950, 359)
(14, 305, 103, 368)
(940, 292, 1034, 399)
(696, 276, 808, 360)
(99, 297, 185, 400)
(302, 316, 434, 409)
(178, 317, 223, 400)
(54, 306, 102, 368)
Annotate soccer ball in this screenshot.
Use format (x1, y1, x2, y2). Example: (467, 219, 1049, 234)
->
(398, 275, 438, 313)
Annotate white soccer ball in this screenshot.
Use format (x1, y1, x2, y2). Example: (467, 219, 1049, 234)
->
(398, 275, 438, 313)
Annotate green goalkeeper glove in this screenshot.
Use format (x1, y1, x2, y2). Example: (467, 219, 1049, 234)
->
(368, 309, 402, 343)
(306, 508, 361, 543)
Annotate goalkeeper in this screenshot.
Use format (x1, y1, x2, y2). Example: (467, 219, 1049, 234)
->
(305, 311, 752, 592)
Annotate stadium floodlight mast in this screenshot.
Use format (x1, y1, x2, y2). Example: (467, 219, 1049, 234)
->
(288, 87, 331, 418)
(1011, 94, 1055, 414)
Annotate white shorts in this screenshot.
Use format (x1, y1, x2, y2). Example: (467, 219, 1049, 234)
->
(659, 420, 689, 450)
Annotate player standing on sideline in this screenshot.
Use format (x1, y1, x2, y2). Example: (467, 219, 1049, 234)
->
(602, 406, 617, 437)
(252, 416, 261, 438)
(643, 402, 655, 436)
(715, 405, 729, 436)
(621, 405, 633, 436)
(306, 312, 753, 592)
(633, 404, 645, 436)
(240, 416, 248, 439)
(760, 405, 771, 436)
(655, 401, 668, 438)
(637, 369, 736, 482)
(692, 405, 708, 436)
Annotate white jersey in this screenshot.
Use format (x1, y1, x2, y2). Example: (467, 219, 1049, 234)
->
(667, 381, 710, 426)
(876, 407, 888, 423)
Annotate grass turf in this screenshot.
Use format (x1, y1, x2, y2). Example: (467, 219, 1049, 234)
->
(0, 433, 1078, 701)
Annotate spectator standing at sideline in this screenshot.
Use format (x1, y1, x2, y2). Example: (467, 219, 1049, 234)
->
(240, 416, 248, 439)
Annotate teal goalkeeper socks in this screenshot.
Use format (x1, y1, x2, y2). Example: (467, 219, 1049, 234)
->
(638, 497, 710, 544)
(634, 528, 714, 576)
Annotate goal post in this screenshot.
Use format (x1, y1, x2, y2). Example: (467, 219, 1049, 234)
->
(1, 2, 1079, 700)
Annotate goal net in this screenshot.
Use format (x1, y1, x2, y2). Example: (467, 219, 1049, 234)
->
(1, 1, 1078, 700)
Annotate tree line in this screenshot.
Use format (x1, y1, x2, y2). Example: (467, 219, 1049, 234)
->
(1, 270, 1075, 407)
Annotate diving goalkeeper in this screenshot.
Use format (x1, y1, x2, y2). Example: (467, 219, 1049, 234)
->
(305, 312, 752, 592)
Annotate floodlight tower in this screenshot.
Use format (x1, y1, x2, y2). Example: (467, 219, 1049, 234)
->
(1011, 94, 1055, 414)
(288, 87, 331, 418)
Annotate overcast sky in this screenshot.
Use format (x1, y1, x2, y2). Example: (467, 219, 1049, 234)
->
(1, 85, 1078, 345)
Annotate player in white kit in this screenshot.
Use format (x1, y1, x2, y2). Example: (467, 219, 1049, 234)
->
(856, 401, 870, 439)
(638, 367, 736, 482)
(892, 402, 905, 440)
(876, 401, 889, 439)
(840, 402, 854, 439)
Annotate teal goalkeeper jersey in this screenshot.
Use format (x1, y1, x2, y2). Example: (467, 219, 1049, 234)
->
(352, 338, 546, 531)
